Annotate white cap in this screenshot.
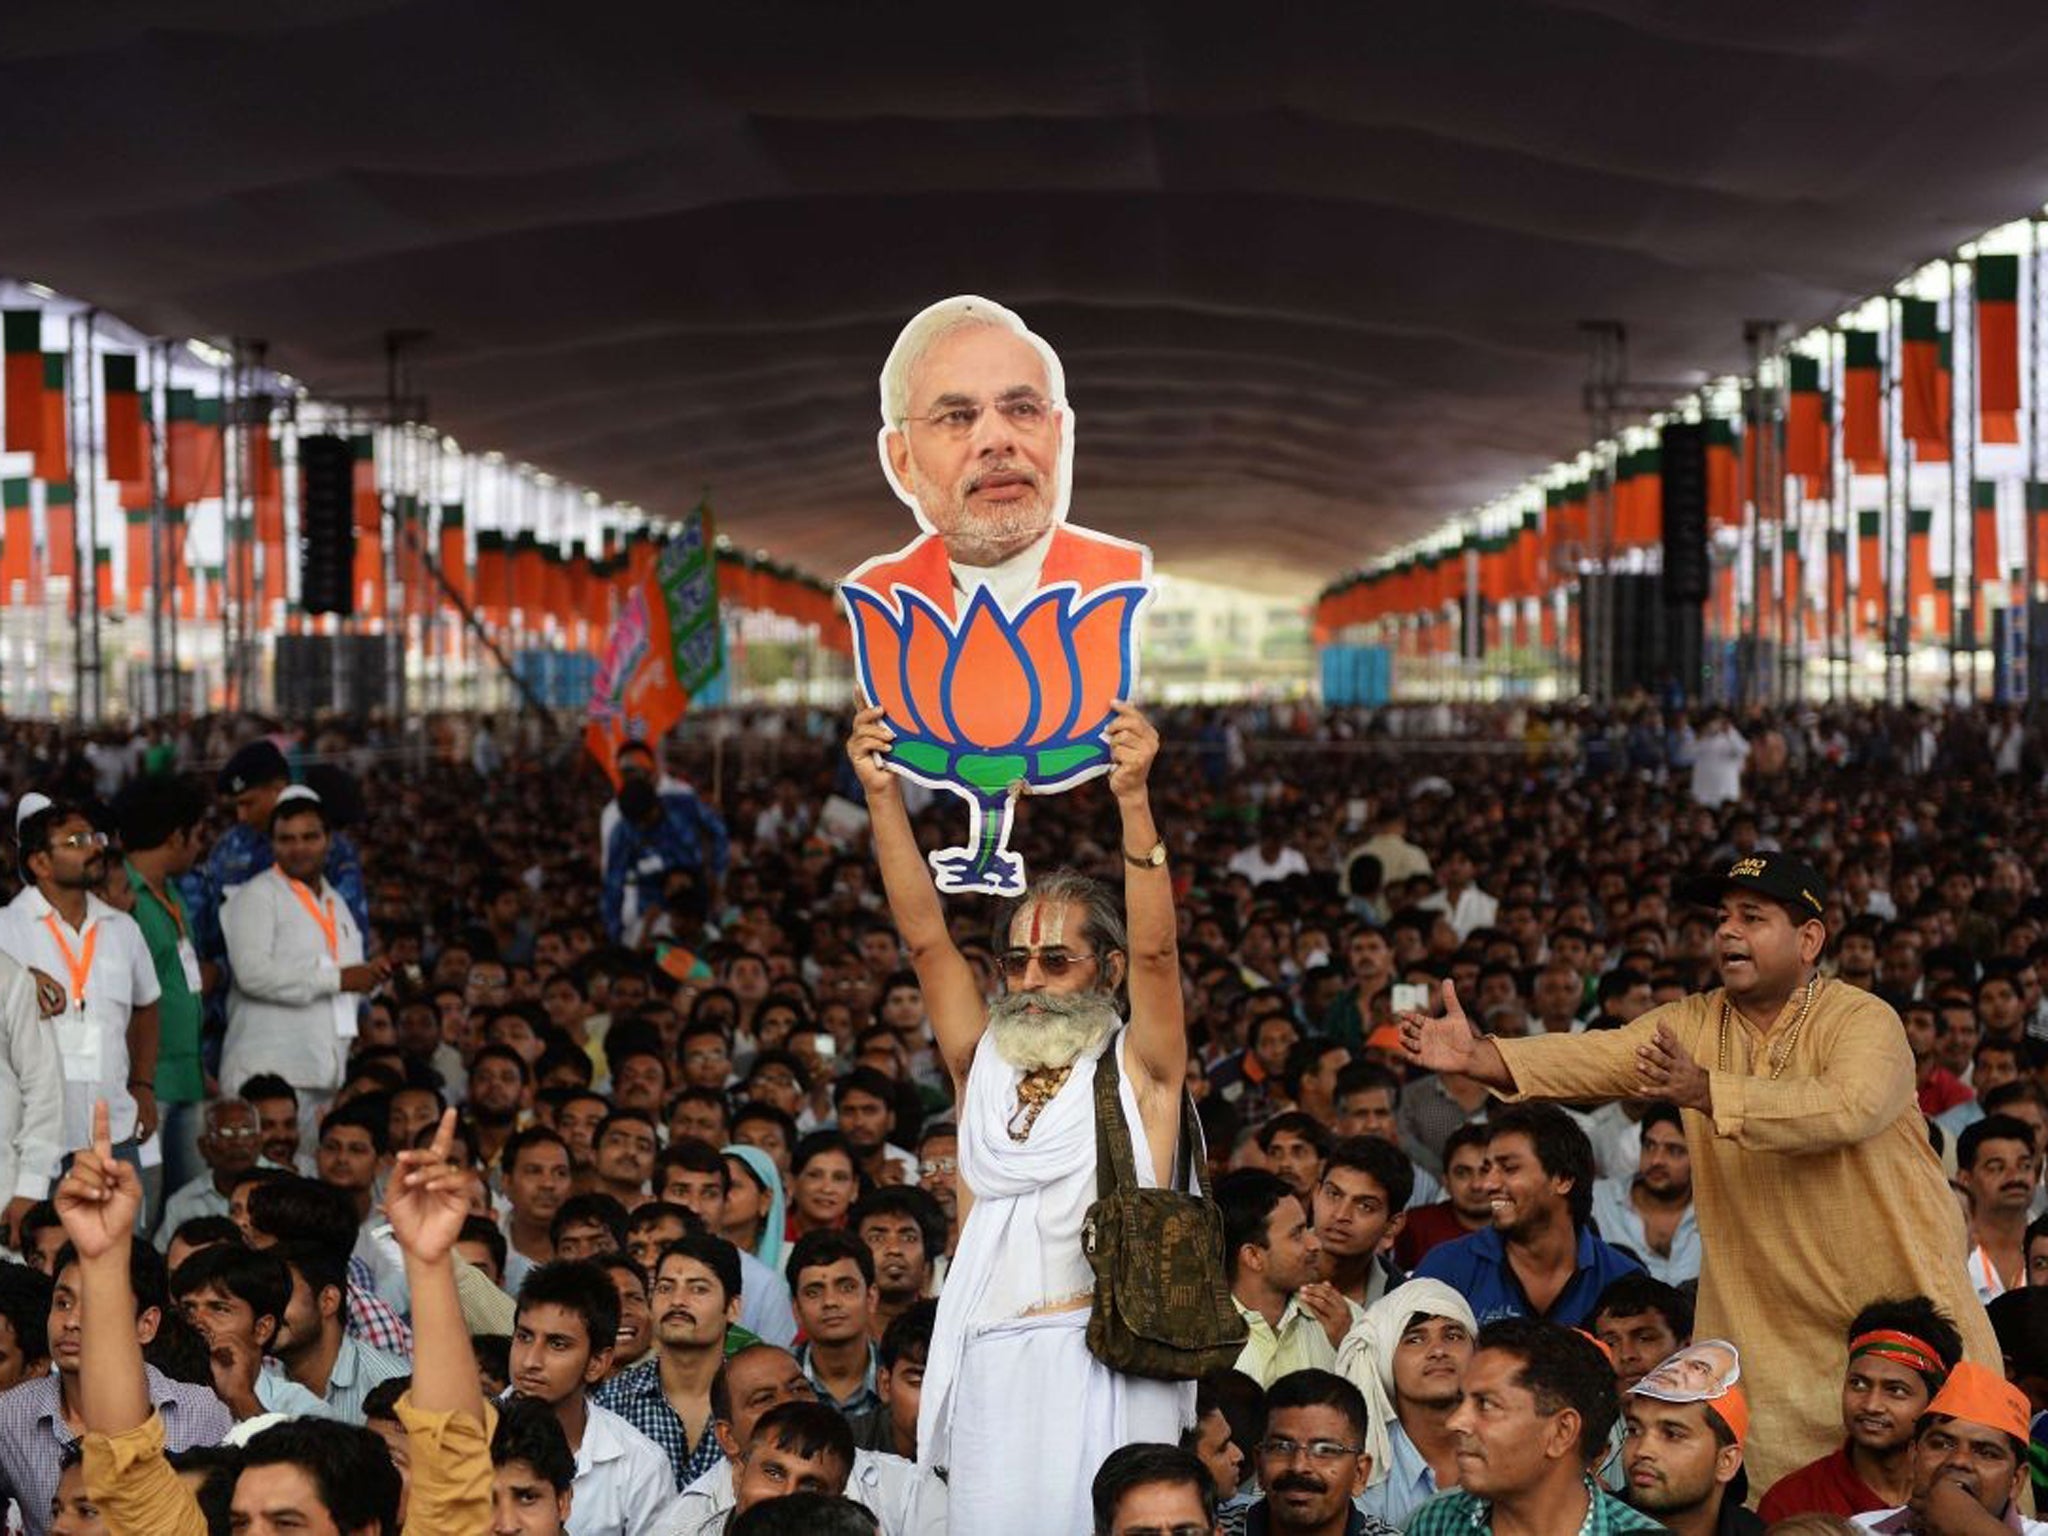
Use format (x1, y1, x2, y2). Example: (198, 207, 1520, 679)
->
(12, 793, 51, 834)
(274, 785, 323, 808)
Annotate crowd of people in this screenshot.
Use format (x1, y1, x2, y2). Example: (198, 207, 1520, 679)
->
(0, 690, 2031, 1536)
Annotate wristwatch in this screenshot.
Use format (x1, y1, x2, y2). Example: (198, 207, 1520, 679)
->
(1123, 840, 1168, 869)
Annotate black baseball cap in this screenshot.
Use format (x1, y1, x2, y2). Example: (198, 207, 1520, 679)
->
(1676, 853, 1828, 924)
(218, 740, 289, 796)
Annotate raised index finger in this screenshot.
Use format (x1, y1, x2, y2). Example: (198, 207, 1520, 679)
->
(91, 1099, 112, 1164)
(426, 1107, 458, 1166)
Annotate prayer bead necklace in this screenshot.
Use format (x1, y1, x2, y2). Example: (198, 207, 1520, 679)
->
(1717, 973, 1820, 1080)
(1008, 1064, 1074, 1141)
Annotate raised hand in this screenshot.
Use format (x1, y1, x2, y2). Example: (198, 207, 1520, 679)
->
(206, 1331, 266, 1422)
(846, 703, 902, 803)
(1399, 979, 1479, 1076)
(1104, 701, 1159, 803)
(53, 1101, 141, 1261)
(384, 1109, 475, 1264)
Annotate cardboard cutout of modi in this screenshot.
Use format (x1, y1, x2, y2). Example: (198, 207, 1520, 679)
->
(841, 296, 1154, 897)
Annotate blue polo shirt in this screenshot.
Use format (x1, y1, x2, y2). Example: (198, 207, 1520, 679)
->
(1413, 1223, 1642, 1328)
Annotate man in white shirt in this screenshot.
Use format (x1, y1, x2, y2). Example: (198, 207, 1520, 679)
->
(0, 949, 64, 1251)
(511, 1257, 676, 1535)
(0, 796, 159, 1172)
(1688, 712, 1749, 808)
(221, 787, 387, 1137)
(1588, 1104, 1701, 1285)
(1227, 825, 1311, 889)
(154, 1097, 265, 1251)
(1419, 845, 1499, 942)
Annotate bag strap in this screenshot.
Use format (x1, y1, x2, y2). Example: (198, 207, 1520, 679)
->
(1095, 1035, 1210, 1201)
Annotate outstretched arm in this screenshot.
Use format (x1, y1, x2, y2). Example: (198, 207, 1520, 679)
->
(64, 1101, 151, 1435)
(1106, 705, 1184, 1091)
(847, 706, 987, 1088)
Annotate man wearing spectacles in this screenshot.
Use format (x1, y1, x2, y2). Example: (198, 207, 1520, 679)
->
(848, 696, 1183, 1536)
(150, 1097, 265, 1252)
(854, 294, 1146, 618)
(1241, 1369, 1397, 1536)
(0, 795, 156, 1222)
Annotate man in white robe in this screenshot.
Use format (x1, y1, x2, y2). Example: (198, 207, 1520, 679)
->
(846, 701, 1192, 1536)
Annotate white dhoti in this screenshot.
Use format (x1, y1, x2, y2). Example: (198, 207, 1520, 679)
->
(947, 1309, 1188, 1536)
(920, 1027, 1196, 1536)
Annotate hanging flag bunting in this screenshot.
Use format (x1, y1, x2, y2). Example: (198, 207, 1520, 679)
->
(44, 481, 75, 582)
(351, 435, 383, 620)
(124, 509, 151, 611)
(103, 355, 147, 485)
(1857, 509, 1885, 640)
(1841, 332, 1885, 474)
(439, 505, 469, 604)
(1785, 355, 1829, 495)
(1900, 300, 1951, 463)
(1706, 420, 1743, 527)
(34, 354, 68, 484)
(2031, 484, 2048, 598)
(1973, 481, 2001, 621)
(0, 478, 30, 600)
(1976, 254, 2021, 445)
(1, 312, 41, 454)
(1907, 508, 1933, 639)
(1826, 530, 1848, 631)
(167, 389, 223, 503)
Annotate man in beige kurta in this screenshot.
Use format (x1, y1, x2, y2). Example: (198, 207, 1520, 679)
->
(1486, 977, 1998, 1493)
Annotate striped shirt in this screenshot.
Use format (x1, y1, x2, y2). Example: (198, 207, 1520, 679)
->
(0, 1366, 231, 1536)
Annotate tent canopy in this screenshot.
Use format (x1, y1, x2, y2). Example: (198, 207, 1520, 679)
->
(7, 1, 2048, 593)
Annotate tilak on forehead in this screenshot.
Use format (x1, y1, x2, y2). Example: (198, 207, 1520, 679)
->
(1012, 898, 1067, 951)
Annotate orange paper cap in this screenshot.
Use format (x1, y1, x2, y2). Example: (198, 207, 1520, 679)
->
(1925, 1361, 2030, 1443)
(1705, 1384, 1749, 1447)
(1365, 1024, 1405, 1053)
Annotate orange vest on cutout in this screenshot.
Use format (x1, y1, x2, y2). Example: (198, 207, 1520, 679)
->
(850, 526, 1144, 618)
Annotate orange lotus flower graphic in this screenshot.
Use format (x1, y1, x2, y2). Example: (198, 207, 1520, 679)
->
(841, 580, 1147, 895)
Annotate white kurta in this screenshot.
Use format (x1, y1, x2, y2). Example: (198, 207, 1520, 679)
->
(0, 888, 159, 1149)
(221, 867, 364, 1097)
(919, 1026, 1194, 1536)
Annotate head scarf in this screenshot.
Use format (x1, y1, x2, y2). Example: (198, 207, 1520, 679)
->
(723, 1143, 787, 1272)
(1334, 1277, 1479, 1488)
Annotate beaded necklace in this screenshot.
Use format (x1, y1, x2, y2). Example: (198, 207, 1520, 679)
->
(1008, 1064, 1074, 1141)
(1716, 974, 1820, 1080)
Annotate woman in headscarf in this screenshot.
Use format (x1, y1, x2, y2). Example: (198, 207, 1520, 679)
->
(1335, 1277, 1478, 1529)
(722, 1143, 787, 1271)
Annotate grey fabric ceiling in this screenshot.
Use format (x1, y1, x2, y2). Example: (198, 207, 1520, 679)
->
(7, 1, 2048, 595)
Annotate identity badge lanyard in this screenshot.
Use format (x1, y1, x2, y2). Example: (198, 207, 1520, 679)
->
(283, 875, 339, 959)
(39, 914, 96, 1012)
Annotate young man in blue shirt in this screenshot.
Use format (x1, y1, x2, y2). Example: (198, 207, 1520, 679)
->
(1414, 1104, 1640, 1328)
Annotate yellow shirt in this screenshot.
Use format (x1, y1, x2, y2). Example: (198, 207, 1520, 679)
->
(1231, 1293, 1338, 1388)
(83, 1394, 497, 1536)
(1493, 978, 1999, 1494)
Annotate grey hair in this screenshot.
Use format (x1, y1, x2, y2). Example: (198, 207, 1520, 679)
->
(995, 868, 1129, 998)
(877, 294, 1065, 425)
(204, 1096, 259, 1132)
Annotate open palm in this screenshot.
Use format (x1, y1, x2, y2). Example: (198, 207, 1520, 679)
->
(1400, 980, 1480, 1075)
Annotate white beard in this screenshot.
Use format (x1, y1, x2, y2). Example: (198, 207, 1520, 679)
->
(986, 989, 1121, 1071)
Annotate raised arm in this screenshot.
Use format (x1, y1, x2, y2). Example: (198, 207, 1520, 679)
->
(846, 705, 986, 1087)
(1105, 704, 1184, 1090)
(66, 1100, 209, 1536)
(385, 1109, 488, 1424)
(63, 1101, 151, 1435)
(1403, 979, 1653, 1105)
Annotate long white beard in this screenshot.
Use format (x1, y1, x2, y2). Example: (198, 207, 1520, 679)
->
(986, 989, 1121, 1071)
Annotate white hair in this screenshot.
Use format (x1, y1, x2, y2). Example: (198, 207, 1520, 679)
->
(877, 294, 1067, 425)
